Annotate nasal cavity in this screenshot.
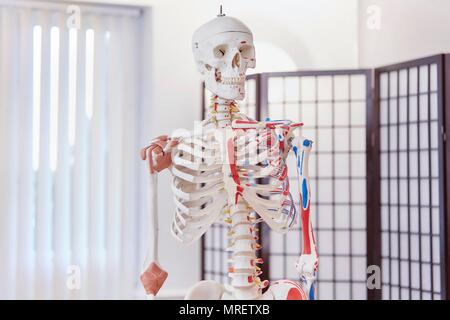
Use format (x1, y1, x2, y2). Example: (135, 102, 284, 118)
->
(232, 52, 240, 68)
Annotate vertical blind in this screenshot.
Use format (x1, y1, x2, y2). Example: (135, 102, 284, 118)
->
(0, 3, 142, 299)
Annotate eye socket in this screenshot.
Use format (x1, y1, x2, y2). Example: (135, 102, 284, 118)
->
(239, 45, 254, 58)
(213, 45, 227, 58)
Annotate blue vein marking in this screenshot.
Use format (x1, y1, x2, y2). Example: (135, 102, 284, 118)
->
(303, 139, 311, 147)
(300, 150, 304, 175)
(302, 178, 308, 209)
(309, 283, 315, 300)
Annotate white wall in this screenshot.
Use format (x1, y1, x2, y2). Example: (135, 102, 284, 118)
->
(358, 0, 450, 68)
(66, 0, 360, 298)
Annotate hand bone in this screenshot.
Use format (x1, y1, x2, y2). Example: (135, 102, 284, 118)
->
(295, 254, 318, 278)
(140, 135, 179, 173)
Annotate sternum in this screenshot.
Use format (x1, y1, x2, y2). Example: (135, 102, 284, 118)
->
(226, 198, 262, 299)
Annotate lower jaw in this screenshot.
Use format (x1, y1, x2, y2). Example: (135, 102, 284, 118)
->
(213, 86, 244, 100)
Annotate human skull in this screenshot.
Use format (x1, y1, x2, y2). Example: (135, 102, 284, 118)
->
(192, 15, 255, 100)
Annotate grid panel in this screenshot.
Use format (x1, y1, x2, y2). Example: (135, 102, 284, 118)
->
(265, 73, 370, 300)
(378, 60, 443, 300)
(201, 77, 259, 283)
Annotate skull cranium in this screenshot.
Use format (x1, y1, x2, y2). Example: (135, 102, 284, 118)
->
(192, 16, 256, 100)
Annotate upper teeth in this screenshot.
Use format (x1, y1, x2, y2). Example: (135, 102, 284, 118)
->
(219, 76, 245, 85)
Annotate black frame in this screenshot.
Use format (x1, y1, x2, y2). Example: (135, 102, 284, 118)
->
(444, 54, 450, 300)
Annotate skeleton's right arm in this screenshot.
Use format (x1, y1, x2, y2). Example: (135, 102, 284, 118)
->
(139, 135, 178, 298)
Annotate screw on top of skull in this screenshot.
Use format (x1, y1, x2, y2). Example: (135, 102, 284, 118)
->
(218, 5, 225, 17)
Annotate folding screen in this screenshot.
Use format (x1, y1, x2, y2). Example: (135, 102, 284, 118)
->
(374, 55, 449, 300)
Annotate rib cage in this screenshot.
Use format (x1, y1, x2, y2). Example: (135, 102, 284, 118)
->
(170, 121, 300, 245)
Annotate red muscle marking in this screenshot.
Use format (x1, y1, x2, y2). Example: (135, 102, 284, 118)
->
(287, 288, 303, 300)
(283, 181, 290, 196)
(311, 223, 318, 258)
(301, 200, 312, 254)
(234, 119, 258, 124)
(279, 166, 287, 181)
(227, 138, 244, 204)
(227, 138, 239, 183)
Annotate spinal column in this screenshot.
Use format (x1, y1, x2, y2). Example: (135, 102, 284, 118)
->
(226, 199, 267, 300)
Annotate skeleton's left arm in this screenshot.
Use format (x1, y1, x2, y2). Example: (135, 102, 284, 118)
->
(292, 137, 319, 299)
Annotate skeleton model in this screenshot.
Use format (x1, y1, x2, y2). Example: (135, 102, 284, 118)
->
(140, 12, 318, 300)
